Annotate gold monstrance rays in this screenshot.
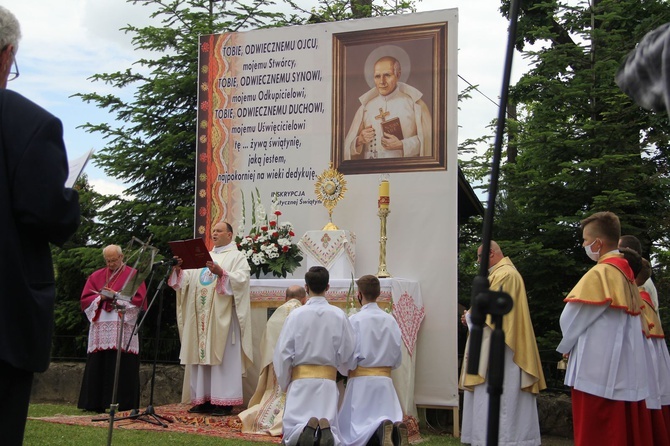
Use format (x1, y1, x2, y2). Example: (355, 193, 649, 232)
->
(315, 163, 347, 231)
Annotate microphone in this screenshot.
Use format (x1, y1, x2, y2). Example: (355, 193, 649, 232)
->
(152, 258, 179, 268)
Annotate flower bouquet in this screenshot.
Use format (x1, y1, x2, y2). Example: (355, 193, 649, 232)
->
(235, 189, 303, 278)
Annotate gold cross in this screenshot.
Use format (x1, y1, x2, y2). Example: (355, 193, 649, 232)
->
(375, 108, 389, 122)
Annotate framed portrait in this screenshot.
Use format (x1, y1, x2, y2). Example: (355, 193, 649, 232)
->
(331, 22, 448, 175)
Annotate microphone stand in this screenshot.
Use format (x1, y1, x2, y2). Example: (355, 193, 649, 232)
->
(112, 263, 174, 427)
(466, 1, 521, 445)
(90, 293, 131, 446)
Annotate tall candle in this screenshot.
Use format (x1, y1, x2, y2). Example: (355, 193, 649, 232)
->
(378, 180, 390, 208)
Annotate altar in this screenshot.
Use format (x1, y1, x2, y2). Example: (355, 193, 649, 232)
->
(245, 277, 425, 417)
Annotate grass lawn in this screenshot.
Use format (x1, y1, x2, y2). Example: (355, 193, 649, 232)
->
(24, 404, 462, 445)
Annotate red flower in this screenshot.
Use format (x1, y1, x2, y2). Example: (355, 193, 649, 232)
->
(274, 210, 282, 216)
(272, 232, 279, 238)
(282, 246, 290, 252)
(289, 231, 295, 237)
(261, 226, 268, 231)
(269, 220, 277, 228)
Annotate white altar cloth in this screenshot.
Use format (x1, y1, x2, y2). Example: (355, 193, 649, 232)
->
(297, 230, 356, 279)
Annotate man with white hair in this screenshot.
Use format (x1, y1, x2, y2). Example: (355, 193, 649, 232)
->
(344, 53, 432, 160)
(77, 245, 147, 413)
(0, 6, 81, 444)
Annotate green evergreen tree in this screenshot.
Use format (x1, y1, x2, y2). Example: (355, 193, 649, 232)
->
(66, 0, 417, 361)
(462, 0, 670, 364)
(52, 175, 111, 358)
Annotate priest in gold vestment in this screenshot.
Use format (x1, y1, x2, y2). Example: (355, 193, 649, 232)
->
(460, 241, 546, 446)
(239, 285, 306, 436)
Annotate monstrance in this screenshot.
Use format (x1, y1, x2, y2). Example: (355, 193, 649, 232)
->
(315, 163, 347, 231)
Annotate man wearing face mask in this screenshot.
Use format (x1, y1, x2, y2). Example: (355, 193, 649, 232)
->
(557, 211, 651, 445)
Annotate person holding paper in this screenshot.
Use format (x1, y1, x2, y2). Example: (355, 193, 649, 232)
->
(77, 244, 147, 413)
(0, 6, 81, 444)
(169, 221, 252, 416)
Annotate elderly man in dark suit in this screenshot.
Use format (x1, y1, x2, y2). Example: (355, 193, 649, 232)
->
(0, 6, 81, 445)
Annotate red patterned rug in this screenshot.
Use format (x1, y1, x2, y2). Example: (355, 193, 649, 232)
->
(31, 403, 421, 443)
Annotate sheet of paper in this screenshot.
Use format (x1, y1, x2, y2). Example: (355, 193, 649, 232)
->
(66, 149, 94, 188)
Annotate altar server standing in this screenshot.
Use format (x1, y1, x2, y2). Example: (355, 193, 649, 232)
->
(557, 211, 651, 445)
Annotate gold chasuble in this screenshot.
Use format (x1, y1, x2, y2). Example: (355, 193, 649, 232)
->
(460, 256, 547, 394)
(640, 290, 664, 339)
(563, 252, 641, 316)
(240, 298, 303, 436)
(175, 246, 253, 373)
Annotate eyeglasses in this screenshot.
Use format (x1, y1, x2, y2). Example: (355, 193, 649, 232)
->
(8, 49, 18, 81)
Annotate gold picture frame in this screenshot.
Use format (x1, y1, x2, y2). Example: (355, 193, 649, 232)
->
(331, 22, 448, 175)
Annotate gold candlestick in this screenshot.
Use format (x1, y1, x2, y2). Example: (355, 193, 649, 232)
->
(377, 175, 391, 278)
(377, 207, 391, 278)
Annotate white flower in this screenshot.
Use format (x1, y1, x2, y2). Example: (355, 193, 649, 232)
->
(255, 200, 266, 223)
(277, 237, 291, 248)
(280, 221, 293, 230)
(251, 252, 266, 265)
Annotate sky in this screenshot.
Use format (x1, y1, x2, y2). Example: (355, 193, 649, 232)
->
(2, 0, 530, 195)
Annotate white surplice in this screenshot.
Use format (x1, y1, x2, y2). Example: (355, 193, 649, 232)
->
(557, 303, 648, 402)
(338, 302, 403, 446)
(273, 296, 356, 446)
(652, 338, 670, 406)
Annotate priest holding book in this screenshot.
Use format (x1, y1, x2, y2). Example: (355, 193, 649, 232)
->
(344, 53, 432, 160)
(168, 221, 252, 416)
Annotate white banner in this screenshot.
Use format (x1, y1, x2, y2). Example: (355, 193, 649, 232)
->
(195, 9, 460, 409)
